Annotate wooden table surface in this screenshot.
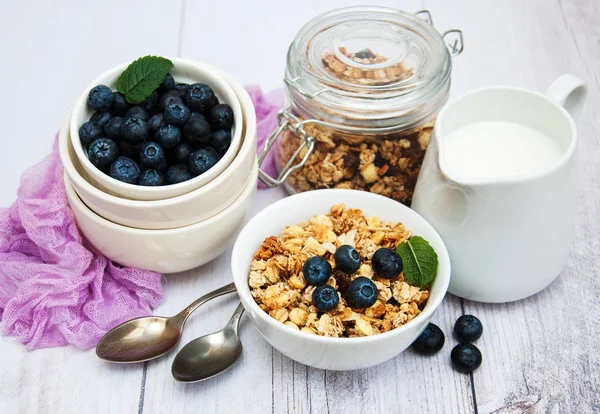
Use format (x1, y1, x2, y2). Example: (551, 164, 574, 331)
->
(1, 0, 598, 413)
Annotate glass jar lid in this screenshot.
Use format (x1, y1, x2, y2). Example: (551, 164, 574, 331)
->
(285, 7, 458, 130)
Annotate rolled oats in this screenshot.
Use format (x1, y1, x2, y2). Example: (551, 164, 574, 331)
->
(249, 204, 430, 338)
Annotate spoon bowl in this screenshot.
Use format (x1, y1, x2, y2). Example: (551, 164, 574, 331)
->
(96, 283, 237, 363)
(172, 303, 245, 383)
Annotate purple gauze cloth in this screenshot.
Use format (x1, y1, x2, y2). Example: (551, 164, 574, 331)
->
(0, 139, 165, 350)
(0, 86, 284, 351)
(246, 85, 285, 188)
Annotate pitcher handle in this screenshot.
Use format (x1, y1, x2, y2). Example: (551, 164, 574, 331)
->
(545, 74, 587, 121)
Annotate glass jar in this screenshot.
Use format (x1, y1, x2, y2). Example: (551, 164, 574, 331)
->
(258, 7, 463, 205)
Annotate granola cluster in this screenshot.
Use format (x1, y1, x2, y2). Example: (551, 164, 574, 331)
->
(249, 204, 430, 338)
(321, 47, 414, 86)
(277, 121, 433, 205)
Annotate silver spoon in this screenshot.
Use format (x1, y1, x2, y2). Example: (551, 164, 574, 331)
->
(172, 303, 245, 382)
(96, 283, 237, 363)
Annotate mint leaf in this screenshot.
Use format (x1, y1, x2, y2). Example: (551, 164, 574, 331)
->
(396, 236, 438, 288)
(116, 56, 173, 104)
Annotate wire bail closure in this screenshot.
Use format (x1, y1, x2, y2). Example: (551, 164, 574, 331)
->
(257, 109, 315, 187)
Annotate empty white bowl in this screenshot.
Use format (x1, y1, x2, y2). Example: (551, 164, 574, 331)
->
(70, 58, 243, 201)
(60, 71, 257, 230)
(65, 160, 258, 274)
(231, 189, 451, 370)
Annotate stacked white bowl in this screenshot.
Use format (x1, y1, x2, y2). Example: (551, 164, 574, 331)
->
(59, 58, 258, 273)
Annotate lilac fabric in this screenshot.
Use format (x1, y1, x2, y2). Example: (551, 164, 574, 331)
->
(246, 85, 285, 188)
(0, 140, 164, 350)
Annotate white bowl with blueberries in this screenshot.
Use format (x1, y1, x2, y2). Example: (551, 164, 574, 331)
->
(70, 57, 243, 201)
(59, 57, 258, 271)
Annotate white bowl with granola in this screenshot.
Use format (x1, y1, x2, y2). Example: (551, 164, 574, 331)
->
(231, 189, 450, 370)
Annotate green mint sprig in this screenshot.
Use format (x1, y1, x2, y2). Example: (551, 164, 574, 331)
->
(116, 56, 173, 104)
(396, 236, 439, 288)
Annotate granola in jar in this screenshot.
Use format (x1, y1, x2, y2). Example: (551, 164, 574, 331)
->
(248, 204, 431, 338)
(261, 7, 461, 205)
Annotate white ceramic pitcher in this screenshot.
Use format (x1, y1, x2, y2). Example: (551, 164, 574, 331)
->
(412, 74, 587, 303)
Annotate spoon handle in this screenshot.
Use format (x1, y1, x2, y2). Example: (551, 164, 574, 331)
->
(226, 303, 246, 334)
(174, 282, 237, 325)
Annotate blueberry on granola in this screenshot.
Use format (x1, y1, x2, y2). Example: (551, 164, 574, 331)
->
(346, 276, 378, 308)
(454, 315, 483, 342)
(372, 248, 403, 279)
(302, 256, 332, 286)
(451, 343, 482, 373)
(334, 245, 360, 274)
(411, 323, 445, 355)
(312, 285, 339, 313)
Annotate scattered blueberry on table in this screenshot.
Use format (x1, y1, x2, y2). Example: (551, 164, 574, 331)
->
(451, 343, 483, 373)
(80, 56, 234, 186)
(411, 323, 445, 355)
(454, 315, 483, 342)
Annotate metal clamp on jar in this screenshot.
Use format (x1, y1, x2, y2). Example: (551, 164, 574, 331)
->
(258, 7, 463, 205)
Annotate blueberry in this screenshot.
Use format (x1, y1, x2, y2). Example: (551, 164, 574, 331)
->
(126, 106, 150, 122)
(311, 285, 339, 313)
(164, 102, 191, 127)
(209, 129, 231, 156)
(183, 117, 211, 147)
(103, 116, 125, 140)
(139, 141, 166, 169)
(119, 140, 143, 161)
(166, 164, 192, 184)
(158, 90, 183, 111)
(155, 157, 168, 173)
(87, 85, 114, 112)
(206, 104, 234, 130)
(189, 112, 206, 122)
(371, 248, 403, 279)
(302, 256, 332, 286)
(184, 83, 217, 112)
(346, 276, 378, 308)
(171, 142, 193, 164)
(454, 315, 483, 342)
(140, 90, 158, 111)
(156, 125, 182, 149)
(90, 111, 112, 128)
(120, 117, 149, 143)
(411, 323, 445, 355)
(334, 245, 360, 274)
(79, 121, 102, 147)
(147, 114, 166, 133)
(451, 343, 482, 373)
(138, 169, 165, 186)
(161, 73, 175, 90)
(87, 138, 119, 170)
(174, 83, 190, 95)
(188, 148, 218, 176)
(109, 156, 140, 184)
(110, 92, 130, 116)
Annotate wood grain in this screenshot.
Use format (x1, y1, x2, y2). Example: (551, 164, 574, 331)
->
(0, 0, 599, 413)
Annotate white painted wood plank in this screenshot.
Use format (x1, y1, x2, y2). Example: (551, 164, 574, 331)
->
(0, 1, 183, 413)
(426, 0, 600, 412)
(0, 0, 183, 207)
